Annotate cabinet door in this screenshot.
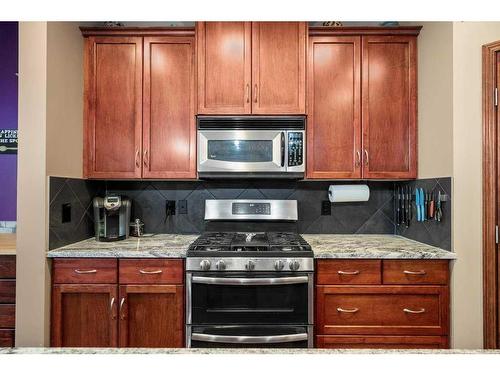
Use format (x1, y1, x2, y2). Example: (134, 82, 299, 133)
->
(197, 22, 252, 114)
(307, 36, 361, 178)
(251, 22, 306, 114)
(361, 35, 417, 179)
(51, 284, 118, 347)
(143, 37, 196, 178)
(119, 285, 184, 348)
(84, 37, 143, 178)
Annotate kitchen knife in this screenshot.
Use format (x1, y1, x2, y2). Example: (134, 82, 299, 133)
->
(415, 188, 421, 222)
(421, 189, 427, 221)
(407, 186, 411, 226)
(396, 186, 401, 226)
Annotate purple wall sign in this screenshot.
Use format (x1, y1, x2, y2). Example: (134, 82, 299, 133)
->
(0, 22, 18, 221)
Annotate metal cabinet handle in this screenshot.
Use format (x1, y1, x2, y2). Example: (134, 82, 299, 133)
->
(355, 151, 361, 167)
(245, 84, 250, 103)
(143, 149, 149, 168)
(135, 149, 140, 168)
(74, 269, 97, 274)
(192, 276, 308, 286)
(253, 84, 258, 103)
(337, 307, 359, 313)
(110, 297, 116, 320)
(191, 332, 307, 344)
(403, 308, 426, 314)
(337, 270, 360, 275)
(139, 269, 163, 274)
(119, 297, 126, 320)
(403, 270, 427, 275)
(364, 149, 369, 166)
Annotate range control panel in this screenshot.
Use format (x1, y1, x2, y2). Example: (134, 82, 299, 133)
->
(288, 132, 303, 167)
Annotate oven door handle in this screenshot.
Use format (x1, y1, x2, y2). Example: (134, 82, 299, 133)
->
(191, 332, 308, 344)
(191, 275, 309, 286)
(280, 131, 286, 167)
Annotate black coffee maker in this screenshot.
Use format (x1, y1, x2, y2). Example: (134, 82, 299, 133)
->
(93, 195, 131, 241)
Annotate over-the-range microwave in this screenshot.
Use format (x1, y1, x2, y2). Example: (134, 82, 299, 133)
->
(197, 116, 305, 179)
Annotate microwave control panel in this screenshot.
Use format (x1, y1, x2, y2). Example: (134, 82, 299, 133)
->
(288, 132, 303, 167)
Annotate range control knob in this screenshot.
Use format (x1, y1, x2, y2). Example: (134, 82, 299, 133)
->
(199, 259, 211, 271)
(274, 259, 285, 271)
(289, 260, 300, 271)
(216, 260, 226, 271)
(245, 260, 255, 271)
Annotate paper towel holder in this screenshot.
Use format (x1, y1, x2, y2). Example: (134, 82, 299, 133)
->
(328, 184, 370, 203)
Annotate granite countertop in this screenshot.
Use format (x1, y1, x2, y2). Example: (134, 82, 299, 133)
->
(47, 234, 198, 258)
(0, 233, 16, 255)
(46, 234, 455, 260)
(0, 347, 497, 354)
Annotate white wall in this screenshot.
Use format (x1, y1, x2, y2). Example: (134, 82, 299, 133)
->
(451, 22, 500, 349)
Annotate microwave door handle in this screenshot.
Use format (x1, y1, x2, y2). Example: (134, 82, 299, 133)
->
(192, 276, 308, 286)
(191, 332, 308, 344)
(281, 131, 285, 168)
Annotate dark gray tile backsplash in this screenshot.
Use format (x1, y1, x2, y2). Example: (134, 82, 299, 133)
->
(48, 176, 452, 251)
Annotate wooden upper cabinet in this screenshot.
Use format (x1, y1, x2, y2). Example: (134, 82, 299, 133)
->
(362, 35, 417, 179)
(143, 37, 196, 178)
(307, 36, 361, 178)
(251, 22, 306, 114)
(197, 22, 252, 114)
(84, 37, 143, 178)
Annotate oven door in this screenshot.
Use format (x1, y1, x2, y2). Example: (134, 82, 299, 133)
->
(198, 130, 286, 173)
(189, 325, 310, 348)
(187, 272, 312, 325)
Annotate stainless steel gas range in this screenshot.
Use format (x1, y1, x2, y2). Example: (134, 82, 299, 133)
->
(185, 199, 314, 348)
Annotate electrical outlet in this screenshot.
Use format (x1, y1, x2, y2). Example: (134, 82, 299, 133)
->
(166, 200, 176, 215)
(62, 203, 72, 223)
(178, 200, 188, 214)
(321, 201, 331, 215)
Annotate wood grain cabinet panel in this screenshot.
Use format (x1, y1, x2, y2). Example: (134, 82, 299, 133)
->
(51, 284, 118, 347)
(251, 22, 306, 114)
(383, 260, 449, 285)
(316, 285, 449, 336)
(307, 36, 361, 178)
(316, 259, 381, 285)
(197, 22, 252, 114)
(0, 281, 16, 304)
(53, 258, 118, 284)
(84, 36, 143, 178)
(119, 259, 183, 284)
(143, 37, 196, 179)
(361, 35, 417, 179)
(0, 255, 15, 278)
(316, 335, 448, 349)
(0, 305, 15, 329)
(0, 329, 14, 347)
(118, 285, 184, 348)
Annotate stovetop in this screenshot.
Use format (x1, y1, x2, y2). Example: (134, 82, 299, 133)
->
(187, 232, 313, 258)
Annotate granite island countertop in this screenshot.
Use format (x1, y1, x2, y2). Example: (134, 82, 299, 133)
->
(47, 234, 455, 260)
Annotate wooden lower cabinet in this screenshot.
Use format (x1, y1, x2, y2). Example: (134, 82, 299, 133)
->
(119, 285, 184, 348)
(316, 335, 448, 349)
(0, 255, 15, 347)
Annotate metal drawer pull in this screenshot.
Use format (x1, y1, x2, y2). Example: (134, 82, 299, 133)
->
(337, 270, 360, 275)
(403, 270, 426, 275)
(74, 269, 97, 274)
(191, 332, 307, 344)
(139, 269, 163, 274)
(403, 308, 426, 314)
(119, 297, 126, 320)
(355, 151, 361, 167)
(192, 276, 308, 286)
(110, 297, 116, 320)
(337, 307, 359, 313)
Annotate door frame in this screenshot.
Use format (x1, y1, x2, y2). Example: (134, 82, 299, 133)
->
(482, 40, 500, 349)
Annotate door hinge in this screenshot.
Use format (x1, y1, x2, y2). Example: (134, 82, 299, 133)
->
(496, 225, 498, 244)
(495, 87, 498, 107)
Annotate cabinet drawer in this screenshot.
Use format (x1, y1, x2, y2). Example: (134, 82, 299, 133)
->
(119, 259, 183, 284)
(0, 255, 16, 278)
(383, 260, 449, 285)
(53, 259, 118, 284)
(316, 285, 449, 335)
(0, 329, 15, 347)
(0, 281, 16, 303)
(316, 335, 448, 349)
(316, 260, 381, 285)
(0, 305, 15, 329)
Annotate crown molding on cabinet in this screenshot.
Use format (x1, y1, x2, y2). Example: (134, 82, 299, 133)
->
(80, 27, 195, 37)
(308, 26, 422, 36)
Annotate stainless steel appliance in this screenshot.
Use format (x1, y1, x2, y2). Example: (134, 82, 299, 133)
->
(197, 116, 305, 179)
(93, 195, 131, 242)
(185, 199, 314, 348)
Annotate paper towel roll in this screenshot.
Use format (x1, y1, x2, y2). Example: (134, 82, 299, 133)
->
(328, 184, 370, 203)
